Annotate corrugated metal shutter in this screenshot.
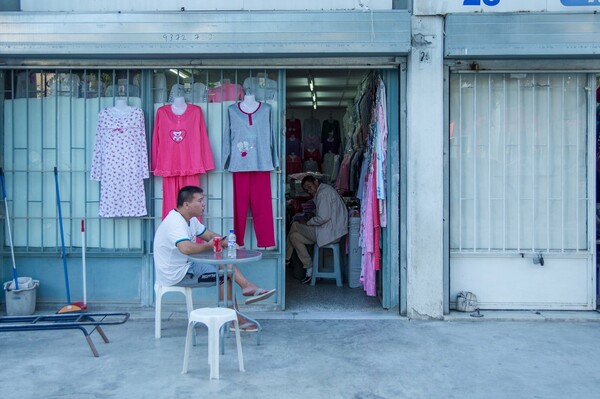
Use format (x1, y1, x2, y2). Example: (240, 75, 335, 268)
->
(0, 11, 410, 60)
(445, 13, 600, 58)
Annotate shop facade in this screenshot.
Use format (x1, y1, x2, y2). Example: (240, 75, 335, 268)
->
(413, 1, 600, 313)
(444, 13, 600, 311)
(2, 1, 600, 319)
(0, 4, 409, 314)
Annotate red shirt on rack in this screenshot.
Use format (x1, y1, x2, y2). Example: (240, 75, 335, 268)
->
(151, 104, 215, 176)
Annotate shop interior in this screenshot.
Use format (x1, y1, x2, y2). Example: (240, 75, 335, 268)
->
(283, 69, 386, 313)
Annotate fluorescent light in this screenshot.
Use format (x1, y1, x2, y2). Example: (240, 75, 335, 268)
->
(308, 73, 317, 109)
(169, 69, 189, 79)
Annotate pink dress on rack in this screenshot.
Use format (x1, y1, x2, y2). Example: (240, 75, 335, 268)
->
(359, 159, 378, 297)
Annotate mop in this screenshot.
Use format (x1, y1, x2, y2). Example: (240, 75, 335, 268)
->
(0, 167, 19, 290)
(54, 167, 84, 313)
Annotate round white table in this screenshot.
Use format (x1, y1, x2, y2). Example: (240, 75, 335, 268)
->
(188, 249, 262, 266)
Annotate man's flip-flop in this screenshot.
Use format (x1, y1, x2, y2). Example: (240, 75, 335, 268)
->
(244, 288, 276, 304)
(230, 322, 259, 332)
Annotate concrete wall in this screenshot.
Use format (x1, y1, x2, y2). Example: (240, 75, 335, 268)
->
(21, 0, 393, 11)
(406, 15, 444, 319)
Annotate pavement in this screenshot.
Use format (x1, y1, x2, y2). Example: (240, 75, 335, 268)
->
(2, 308, 600, 399)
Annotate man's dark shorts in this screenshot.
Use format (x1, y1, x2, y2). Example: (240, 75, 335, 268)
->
(174, 262, 224, 287)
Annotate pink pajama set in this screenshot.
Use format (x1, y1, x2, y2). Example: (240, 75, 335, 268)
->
(223, 102, 279, 247)
(151, 104, 215, 219)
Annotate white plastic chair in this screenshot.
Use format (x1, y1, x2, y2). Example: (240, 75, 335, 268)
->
(182, 307, 245, 379)
(154, 283, 194, 339)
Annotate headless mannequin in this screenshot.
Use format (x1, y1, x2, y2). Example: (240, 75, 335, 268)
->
(115, 98, 129, 112)
(240, 94, 259, 113)
(171, 96, 187, 115)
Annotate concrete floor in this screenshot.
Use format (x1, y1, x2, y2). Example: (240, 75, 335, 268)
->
(2, 306, 600, 398)
(0, 272, 600, 399)
(283, 270, 390, 315)
(3, 274, 600, 398)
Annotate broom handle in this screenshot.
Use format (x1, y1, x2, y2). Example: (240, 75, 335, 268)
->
(54, 167, 71, 304)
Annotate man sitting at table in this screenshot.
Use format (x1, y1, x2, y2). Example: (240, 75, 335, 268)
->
(153, 185, 275, 331)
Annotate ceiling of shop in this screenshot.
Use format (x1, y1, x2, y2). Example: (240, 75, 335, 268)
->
(286, 69, 368, 110)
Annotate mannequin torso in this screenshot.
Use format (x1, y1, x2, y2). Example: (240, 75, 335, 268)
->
(240, 94, 259, 113)
(171, 96, 187, 115)
(114, 98, 130, 113)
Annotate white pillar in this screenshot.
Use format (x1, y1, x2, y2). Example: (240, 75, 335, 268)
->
(406, 15, 444, 319)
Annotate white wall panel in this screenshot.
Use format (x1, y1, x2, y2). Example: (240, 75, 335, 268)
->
(451, 256, 594, 309)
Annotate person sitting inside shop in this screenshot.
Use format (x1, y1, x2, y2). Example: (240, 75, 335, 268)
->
(285, 175, 348, 284)
(153, 185, 275, 331)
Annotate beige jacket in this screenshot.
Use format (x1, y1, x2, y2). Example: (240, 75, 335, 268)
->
(307, 183, 348, 247)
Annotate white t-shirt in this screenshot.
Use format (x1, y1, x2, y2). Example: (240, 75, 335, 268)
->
(153, 209, 206, 286)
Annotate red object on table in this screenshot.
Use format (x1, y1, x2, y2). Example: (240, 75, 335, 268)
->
(213, 237, 222, 253)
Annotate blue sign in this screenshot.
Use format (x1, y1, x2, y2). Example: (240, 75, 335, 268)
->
(561, 0, 600, 5)
(463, 0, 600, 6)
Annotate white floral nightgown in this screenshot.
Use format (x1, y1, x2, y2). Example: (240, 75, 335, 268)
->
(91, 106, 149, 217)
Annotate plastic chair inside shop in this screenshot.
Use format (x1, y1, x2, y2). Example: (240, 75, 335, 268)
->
(310, 237, 344, 287)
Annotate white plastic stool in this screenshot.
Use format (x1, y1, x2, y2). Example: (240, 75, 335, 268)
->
(182, 307, 245, 380)
(311, 241, 343, 287)
(155, 283, 193, 339)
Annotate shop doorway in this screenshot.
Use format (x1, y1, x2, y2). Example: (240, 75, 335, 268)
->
(283, 69, 396, 313)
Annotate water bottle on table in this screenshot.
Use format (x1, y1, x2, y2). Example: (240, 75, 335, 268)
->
(227, 229, 237, 258)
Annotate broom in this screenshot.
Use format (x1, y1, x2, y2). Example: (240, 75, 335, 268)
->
(54, 167, 85, 313)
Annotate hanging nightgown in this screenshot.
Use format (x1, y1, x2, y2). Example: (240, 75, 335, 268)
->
(91, 106, 149, 217)
(375, 78, 388, 227)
